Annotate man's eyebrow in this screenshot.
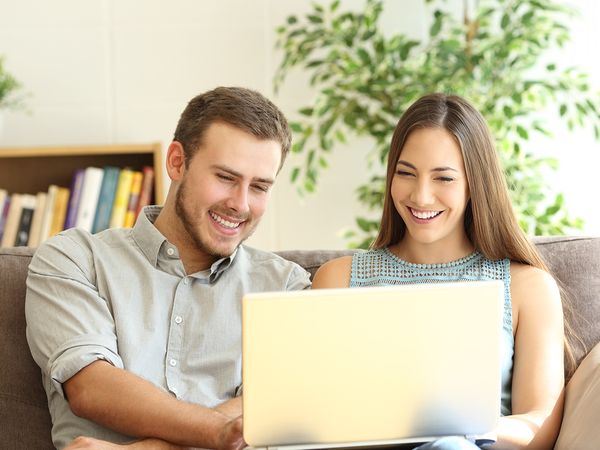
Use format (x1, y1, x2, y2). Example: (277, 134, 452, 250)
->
(396, 160, 458, 172)
(212, 165, 275, 184)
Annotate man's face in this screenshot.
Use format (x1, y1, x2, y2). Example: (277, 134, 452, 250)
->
(175, 122, 282, 260)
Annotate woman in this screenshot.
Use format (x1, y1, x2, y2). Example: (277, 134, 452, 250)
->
(312, 93, 565, 449)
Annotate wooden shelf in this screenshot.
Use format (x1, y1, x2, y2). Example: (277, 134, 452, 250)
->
(0, 143, 164, 204)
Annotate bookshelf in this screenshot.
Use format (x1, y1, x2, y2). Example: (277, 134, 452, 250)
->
(0, 143, 164, 204)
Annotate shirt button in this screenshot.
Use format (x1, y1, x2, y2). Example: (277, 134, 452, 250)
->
(169, 359, 177, 367)
(175, 316, 183, 324)
(166, 247, 175, 256)
(183, 277, 190, 285)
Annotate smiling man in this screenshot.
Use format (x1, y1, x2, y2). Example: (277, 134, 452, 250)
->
(25, 87, 311, 450)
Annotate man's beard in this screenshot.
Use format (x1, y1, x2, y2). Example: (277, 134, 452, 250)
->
(174, 178, 257, 260)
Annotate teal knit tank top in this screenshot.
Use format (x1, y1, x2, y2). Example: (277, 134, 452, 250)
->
(350, 248, 514, 416)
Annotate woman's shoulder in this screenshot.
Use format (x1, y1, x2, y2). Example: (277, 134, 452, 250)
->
(509, 261, 557, 287)
(509, 261, 561, 314)
(312, 255, 354, 288)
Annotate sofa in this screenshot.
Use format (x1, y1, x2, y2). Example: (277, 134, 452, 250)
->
(1, 236, 599, 449)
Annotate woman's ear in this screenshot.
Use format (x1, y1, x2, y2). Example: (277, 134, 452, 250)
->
(166, 141, 186, 182)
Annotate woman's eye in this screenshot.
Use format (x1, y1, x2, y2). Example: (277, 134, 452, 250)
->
(438, 176, 454, 183)
(395, 170, 414, 177)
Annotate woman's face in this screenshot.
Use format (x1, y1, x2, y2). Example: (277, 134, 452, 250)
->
(390, 127, 470, 249)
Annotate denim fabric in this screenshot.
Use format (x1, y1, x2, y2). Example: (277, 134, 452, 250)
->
(413, 436, 481, 449)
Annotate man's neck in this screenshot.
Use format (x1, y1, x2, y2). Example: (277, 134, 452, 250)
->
(153, 205, 218, 274)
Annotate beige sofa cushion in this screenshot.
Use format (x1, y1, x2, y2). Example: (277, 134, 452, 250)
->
(555, 341, 600, 450)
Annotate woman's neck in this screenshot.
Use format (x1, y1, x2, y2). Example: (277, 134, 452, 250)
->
(389, 236, 475, 265)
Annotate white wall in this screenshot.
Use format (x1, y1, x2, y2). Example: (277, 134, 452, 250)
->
(0, 0, 598, 251)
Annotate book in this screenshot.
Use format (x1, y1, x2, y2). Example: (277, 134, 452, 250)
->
(109, 168, 134, 228)
(135, 166, 155, 217)
(74, 167, 104, 232)
(92, 166, 120, 233)
(38, 185, 59, 244)
(63, 169, 85, 230)
(14, 194, 37, 247)
(123, 170, 143, 228)
(1, 194, 23, 247)
(48, 187, 70, 237)
(27, 192, 48, 248)
(0, 189, 9, 242)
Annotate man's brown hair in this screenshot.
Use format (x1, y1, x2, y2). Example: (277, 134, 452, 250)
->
(173, 86, 291, 170)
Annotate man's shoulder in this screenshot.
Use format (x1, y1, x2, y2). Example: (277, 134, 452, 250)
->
(237, 245, 303, 268)
(33, 226, 132, 263)
(236, 246, 311, 289)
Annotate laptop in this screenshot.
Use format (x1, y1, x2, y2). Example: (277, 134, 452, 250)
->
(242, 281, 504, 450)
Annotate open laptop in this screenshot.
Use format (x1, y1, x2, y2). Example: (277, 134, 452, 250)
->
(242, 281, 504, 450)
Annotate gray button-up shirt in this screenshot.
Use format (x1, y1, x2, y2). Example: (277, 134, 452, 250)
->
(25, 206, 311, 448)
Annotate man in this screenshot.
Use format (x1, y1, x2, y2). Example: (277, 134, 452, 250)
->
(25, 87, 311, 450)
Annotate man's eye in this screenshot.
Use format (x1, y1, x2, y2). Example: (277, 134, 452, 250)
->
(252, 184, 269, 193)
(217, 174, 234, 182)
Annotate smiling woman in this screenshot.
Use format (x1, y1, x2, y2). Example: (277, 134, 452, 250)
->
(311, 93, 568, 450)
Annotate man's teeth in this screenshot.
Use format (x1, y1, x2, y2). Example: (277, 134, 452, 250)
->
(411, 209, 441, 220)
(210, 211, 241, 229)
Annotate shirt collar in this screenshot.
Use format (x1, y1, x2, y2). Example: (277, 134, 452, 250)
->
(132, 205, 167, 267)
(132, 205, 239, 280)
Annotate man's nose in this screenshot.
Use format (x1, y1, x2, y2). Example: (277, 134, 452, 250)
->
(225, 185, 250, 215)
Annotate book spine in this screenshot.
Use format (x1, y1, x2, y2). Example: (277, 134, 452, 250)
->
(14, 194, 37, 247)
(109, 168, 134, 228)
(27, 192, 48, 248)
(135, 166, 155, 218)
(75, 167, 104, 232)
(38, 185, 58, 244)
(123, 170, 143, 228)
(92, 166, 120, 233)
(63, 168, 85, 230)
(0, 189, 9, 242)
(1, 194, 23, 247)
(49, 187, 70, 237)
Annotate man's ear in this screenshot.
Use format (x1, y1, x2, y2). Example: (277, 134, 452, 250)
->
(166, 141, 186, 182)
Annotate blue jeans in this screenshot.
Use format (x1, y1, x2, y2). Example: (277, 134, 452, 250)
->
(412, 436, 482, 449)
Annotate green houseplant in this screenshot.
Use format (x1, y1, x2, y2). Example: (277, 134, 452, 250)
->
(275, 0, 600, 248)
(0, 56, 23, 110)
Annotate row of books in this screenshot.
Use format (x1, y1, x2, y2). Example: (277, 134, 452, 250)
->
(0, 165, 155, 248)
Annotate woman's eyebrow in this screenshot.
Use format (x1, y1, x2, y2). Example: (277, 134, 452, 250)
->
(396, 160, 458, 173)
(396, 160, 416, 169)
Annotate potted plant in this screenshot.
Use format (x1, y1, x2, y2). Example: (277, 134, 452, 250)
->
(275, 0, 600, 247)
(0, 56, 24, 137)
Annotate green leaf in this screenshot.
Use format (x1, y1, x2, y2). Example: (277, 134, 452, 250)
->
(307, 14, 323, 24)
(290, 122, 303, 133)
(559, 104, 567, 117)
(290, 167, 301, 182)
(516, 125, 529, 139)
(356, 217, 371, 232)
(357, 48, 371, 65)
(287, 16, 298, 25)
(299, 107, 314, 116)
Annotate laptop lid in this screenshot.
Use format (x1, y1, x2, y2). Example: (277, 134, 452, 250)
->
(242, 281, 504, 449)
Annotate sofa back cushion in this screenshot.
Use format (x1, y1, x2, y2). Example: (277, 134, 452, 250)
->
(534, 237, 600, 368)
(0, 247, 54, 449)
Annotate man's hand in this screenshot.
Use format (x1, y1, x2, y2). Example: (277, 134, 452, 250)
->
(64, 436, 187, 450)
(215, 416, 246, 450)
(63, 416, 246, 450)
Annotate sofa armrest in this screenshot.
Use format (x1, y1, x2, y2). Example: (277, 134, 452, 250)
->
(555, 340, 600, 450)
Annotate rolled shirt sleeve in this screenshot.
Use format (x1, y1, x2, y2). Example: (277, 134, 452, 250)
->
(26, 233, 124, 397)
